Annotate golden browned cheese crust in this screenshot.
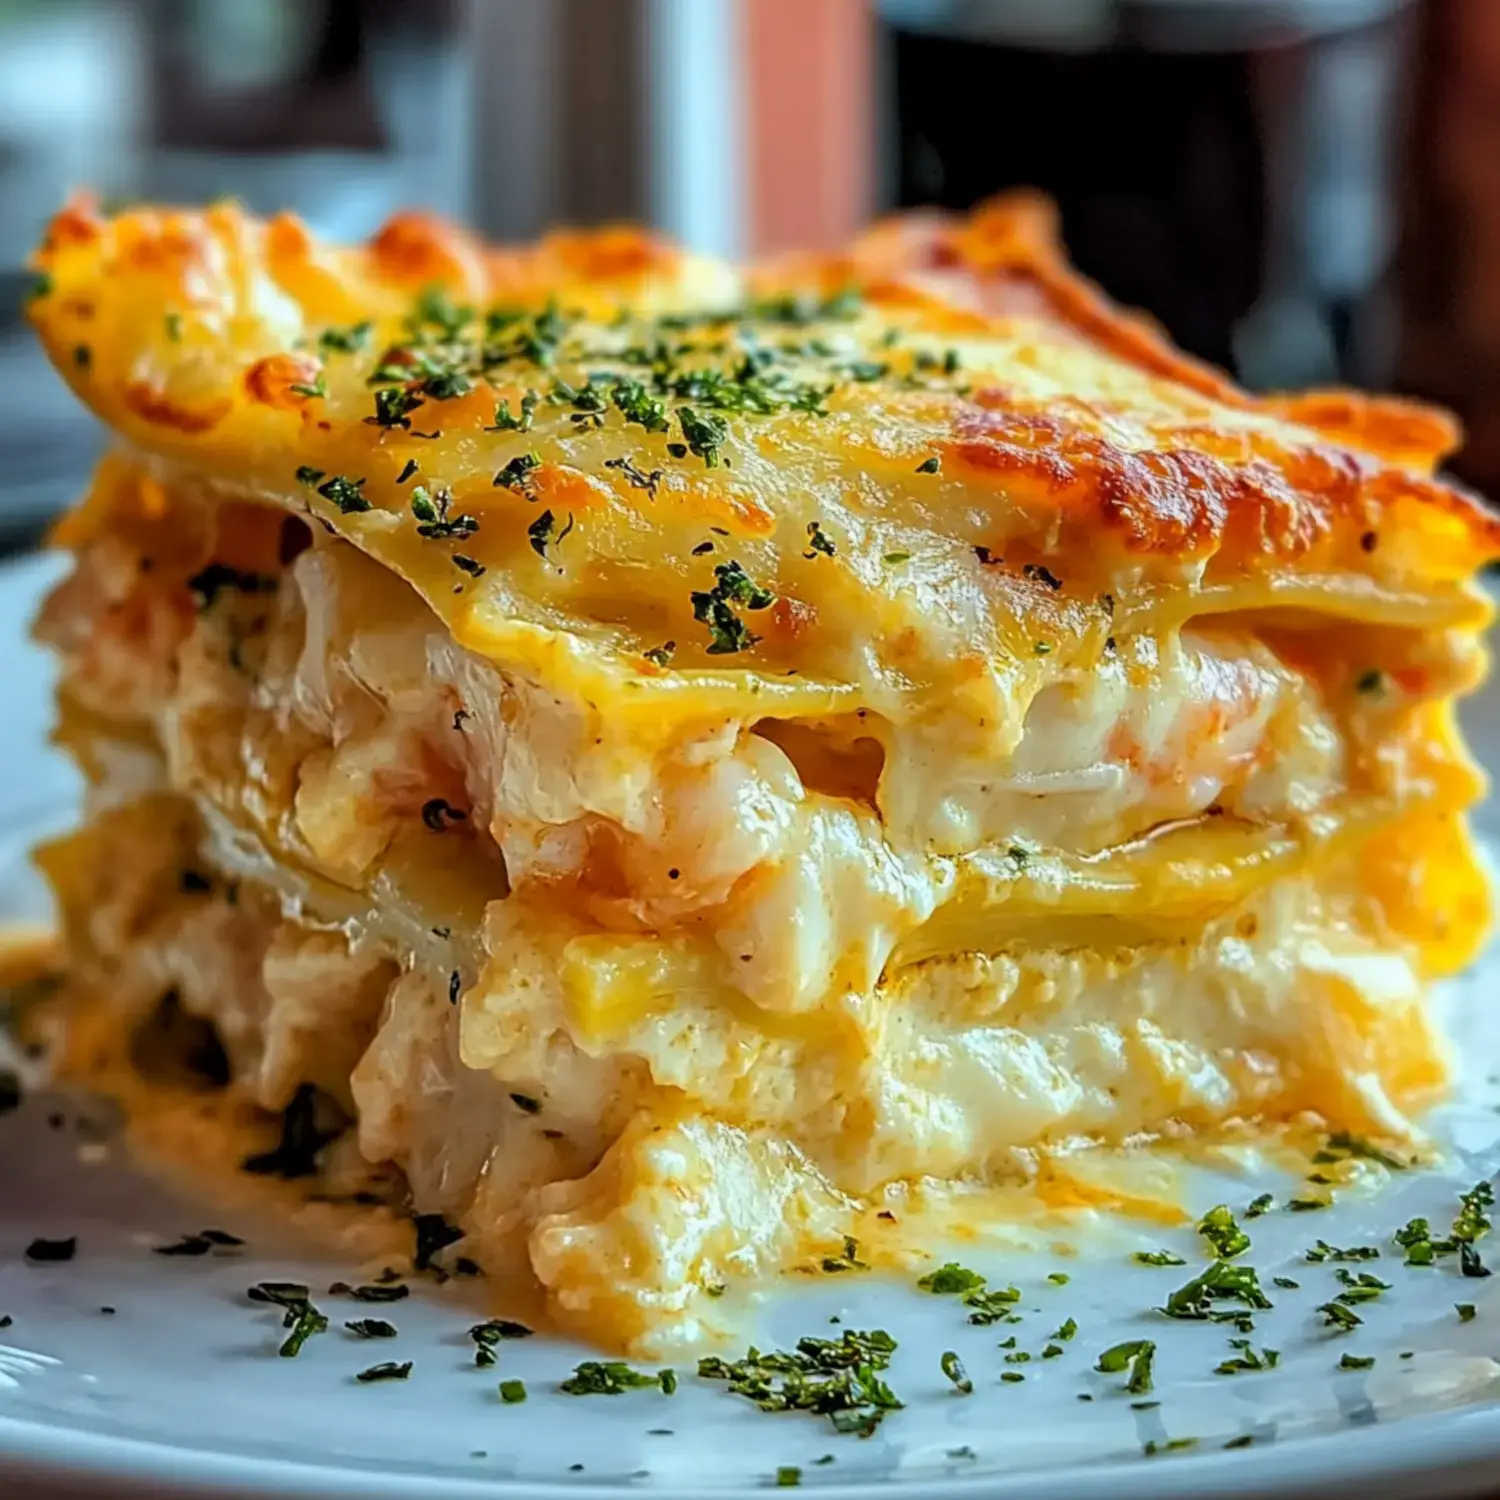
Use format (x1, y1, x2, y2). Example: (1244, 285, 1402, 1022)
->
(26, 193, 1500, 733)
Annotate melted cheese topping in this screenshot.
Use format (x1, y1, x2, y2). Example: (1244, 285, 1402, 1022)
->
(25, 194, 1500, 734)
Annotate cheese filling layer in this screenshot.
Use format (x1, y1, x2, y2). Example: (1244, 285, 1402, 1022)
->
(37, 474, 1486, 1022)
(40, 775, 1475, 1354)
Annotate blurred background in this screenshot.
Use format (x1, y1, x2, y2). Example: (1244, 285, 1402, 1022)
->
(0, 0, 1494, 550)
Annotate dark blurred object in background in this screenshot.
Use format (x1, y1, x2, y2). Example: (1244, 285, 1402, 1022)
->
(883, 0, 1412, 392)
(1395, 0, 1500, 495)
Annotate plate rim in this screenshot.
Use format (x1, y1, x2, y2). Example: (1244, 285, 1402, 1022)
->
(7, 1398, 1500, 1500)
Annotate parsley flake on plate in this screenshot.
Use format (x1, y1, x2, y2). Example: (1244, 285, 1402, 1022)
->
(560, 1361, 672, 1396)
(917, 1262, 985, 1295)
(1198, 1205, 1251, 1260)
(1095, 1339, 1155, 1395)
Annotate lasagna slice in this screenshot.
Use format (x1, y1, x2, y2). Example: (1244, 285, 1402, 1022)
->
(23, 193, 1498, 1352)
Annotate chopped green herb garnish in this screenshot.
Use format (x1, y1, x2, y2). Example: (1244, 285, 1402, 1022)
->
(560, 1361, 665, 1396)
(343, 1284, 410, 1304)
(346, 1318, 398, 1339)
(369, 386, 424, 428)
(487, 392, 539, 432)
(1306, 1240, 1380, 1263)
(279, 1302, 328, 1358)
(1272, 1277, 1300, 1290)
(804, 520, 836, 558)
(319, 320, 372, 355)
(1053, 1317, 1078, 1342)
(355, 1360, 412, 1383)
(698, 1328, 902, 1436)
(1144, 1438, 1198, 1457)
(1317, 1301, 1362, 1332)
(1355, 669, 1384, 694)
(1338, 1354, 1375, 1371)
(1458, 1302, 1478, 1322)
(1000, 1371, 1026, 1384)
(527, 507, 574, 561)
(247, 1281, 310, 1309)
(604, 455, 663, 499)
(940, 1350, 972, 1394)
(642, 642, 676, 668)
(1096, 1339, 1155, 1395)
(677, 405, 729, 467)
(409, 284, 473, 340)
(1332, 1271, 1390, 1305)
(165, 312, 183, 342)
(915, 455, 941, 474)
(410, 485, 479, 540)
(1161, 1261, 1272, 1320)
(314, 474, 370, 514)
(499, 1379, 527, 1404)
(1455, 1181, 1495, 1243)
(1461, 1240, 1492, 1279)
(1214, 1338, 1280, 1375)
(289, 373, 327, 400)
(1198, 1205, 1251, 1260)
(690, 559, 776, 655)
(775, 1467, 801, 1487)
(1320, 1132, 1411, 1170)
(611, 379, 670, 434)
(468, 1318, 534, 1368)
(1134, 1249, 1186, 1267)
(917, 1263, 986, 1295)
(422, 369, 472, 400)
(494, 452, 542, 490)
(1395, 1217, 1436, 1263)
(1245, 1193, 1274, 1219)
(153, 1232, 233, 1258)
(962, 1284, 1022, 1325)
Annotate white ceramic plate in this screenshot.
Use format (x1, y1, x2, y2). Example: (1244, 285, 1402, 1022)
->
(9, 550, 1500, 1500)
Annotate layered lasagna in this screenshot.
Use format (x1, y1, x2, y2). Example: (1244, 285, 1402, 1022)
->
(22, 193, 1499, 1352)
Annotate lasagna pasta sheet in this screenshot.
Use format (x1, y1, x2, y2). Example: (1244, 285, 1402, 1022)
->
(23, 193, 1500, 1351)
